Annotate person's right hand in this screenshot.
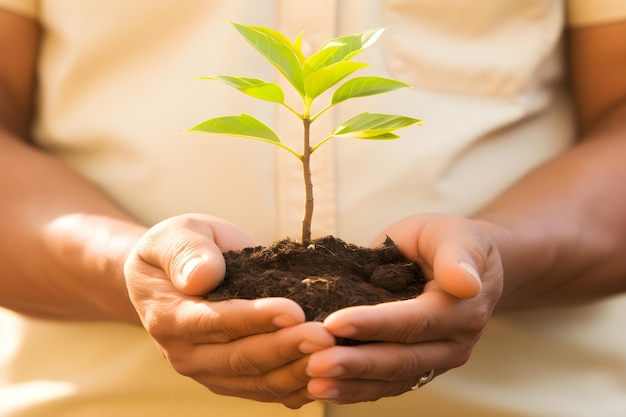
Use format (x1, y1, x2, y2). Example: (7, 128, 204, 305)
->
(124, 214, 335, 409)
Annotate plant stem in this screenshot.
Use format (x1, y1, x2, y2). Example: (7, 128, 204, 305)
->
(310, 135, 333, 153)
(301, 117, 314, 244)
(310, 102, 333, 122)
(282, 102, 303, 119)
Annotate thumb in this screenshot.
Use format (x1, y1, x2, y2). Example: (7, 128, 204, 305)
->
(433, 250, 483, 299)
(131, 214, 253, 296)
(170, 215, 254, 295)
(173, 247, 226, 295)
(429, 221, 487, 299)
(373, 214, 484, 300)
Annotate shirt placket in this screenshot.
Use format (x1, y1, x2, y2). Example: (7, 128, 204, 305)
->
(274, 0, 337, 242)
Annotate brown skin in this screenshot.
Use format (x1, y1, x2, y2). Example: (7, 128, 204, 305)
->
(0, 11, 141, 323)
(1, 7, 626, 408)
(478, 20, 626, 308)
(0, 10, 333, 409)
(306, 20, 626, 402)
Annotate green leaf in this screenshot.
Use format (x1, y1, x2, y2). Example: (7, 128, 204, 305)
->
(187, 114, 281, 144)
(359, 132, 400, 140)
(316, 28, 384, 66)
(331, 112, 422, 139)
(293, 31, 304, 55)
(304, 61, 368, 99)
(229, 21, 306, 95)
(332, 76, 411, 105)
(303, 45, 342, 76)
(199, 75, 285, 103)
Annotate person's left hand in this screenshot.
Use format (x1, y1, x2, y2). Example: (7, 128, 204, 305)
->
(305, 214, 503, 403)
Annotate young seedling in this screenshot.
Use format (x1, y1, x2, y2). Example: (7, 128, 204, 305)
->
(187, 22, 422, 244)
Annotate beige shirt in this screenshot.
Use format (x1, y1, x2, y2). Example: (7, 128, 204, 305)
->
(1, 1, 626, 416)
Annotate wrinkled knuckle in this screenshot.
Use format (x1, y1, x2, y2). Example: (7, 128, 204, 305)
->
(390, 351, 422, 380)
(202, 326, 233, 344)
(198, 311, 237, 343)
(226, 350, 266, 376)
(349, 355, 375, 379)
(383, 315, 426, 343)
(395, 324, 419, 343)
(402, 312, 437, 342)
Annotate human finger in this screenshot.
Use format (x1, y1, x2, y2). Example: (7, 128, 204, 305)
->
(167, 323, 333, 408)
(321, 290, 487, 344)
(306, 341, 460, 383)
(305, 339, 468, 403)
(130, 213, 254, 295)
(177, 321, 334, 377)
(373, 214, 491, 299)
(307, 374, 432, 404)
(206, 357, 314, 409)
(145, 297, 307, 346)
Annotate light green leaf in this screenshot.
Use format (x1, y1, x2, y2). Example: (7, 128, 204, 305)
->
(303, 45, 342, 77)
(293, 31, 304, 55)
(359, 132, 400, 140)
(331, 112, 422, 139)
(304, 61, 368, 99)
(317, 28, 384, 66)
(187, 114, 281, 144)
(332, 76, 411, 105)
(229, 21, 305, 95)
(200, 75, 285, 103)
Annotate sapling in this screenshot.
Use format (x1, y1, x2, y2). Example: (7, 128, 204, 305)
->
(187, 22, 422, 244)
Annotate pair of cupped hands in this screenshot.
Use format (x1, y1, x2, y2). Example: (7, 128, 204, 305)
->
(124, 213, 503, 409)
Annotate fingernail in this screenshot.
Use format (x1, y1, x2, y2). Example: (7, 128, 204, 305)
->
(271, 314, 300, 328)
(180, 256, 205, 286)
(313, 388, 340, 400)
(459, 261, 482, 291)
(323, 316, 357, 338)
(308, 365, 343, 378)
(299, 340, 331, 354)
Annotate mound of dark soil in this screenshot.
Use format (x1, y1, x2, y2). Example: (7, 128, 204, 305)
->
(205, 235, 425, 322)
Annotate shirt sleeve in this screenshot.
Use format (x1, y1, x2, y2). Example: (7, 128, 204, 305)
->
(567, 0, 626, 27)
(0, 0, 38, 19)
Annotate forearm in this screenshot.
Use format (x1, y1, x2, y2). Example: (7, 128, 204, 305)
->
(475, 103, 626, 309)
(0, 131, 146, 324)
